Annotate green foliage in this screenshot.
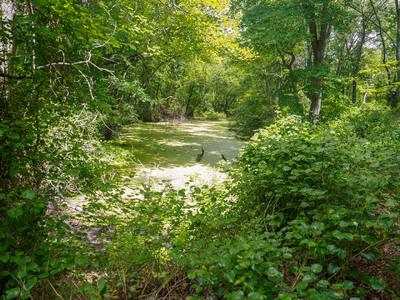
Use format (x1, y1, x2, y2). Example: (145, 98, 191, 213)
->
(173, 113, 400, 298)
(231, 114, 399, 217)
(327, 102, 393, 139)
(233, 96, 274, 138)
(1, 0, 400, 298)
(203, 111, 226, 120)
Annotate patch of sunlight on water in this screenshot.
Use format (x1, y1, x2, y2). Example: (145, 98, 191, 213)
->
(114, 120, 246, 188)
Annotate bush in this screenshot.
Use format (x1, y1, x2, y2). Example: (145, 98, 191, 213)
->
(172, 114, 400, 298)
(232, 97, 274, 138)
(203, 111, 226, 120)
(327, 101, 392, 139)
(230, 115, 399, 219)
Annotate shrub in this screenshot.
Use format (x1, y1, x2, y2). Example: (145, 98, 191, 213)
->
(327, 101, 392, 139)
(230, 115, 399, 219)
(173, 114, 400, 298)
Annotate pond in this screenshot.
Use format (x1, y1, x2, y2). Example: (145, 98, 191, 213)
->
(113, 120, 246, 188)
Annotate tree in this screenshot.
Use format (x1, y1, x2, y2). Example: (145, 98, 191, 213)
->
(238, 0, 350, 123)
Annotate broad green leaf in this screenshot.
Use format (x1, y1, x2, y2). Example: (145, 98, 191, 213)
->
(327, 264, 339, 274)
(17, 269, 27, 279)
(223, 270, 236, 283)
(21, 189, 35, 200)
(369, 277, 385, 290)
(316, 279, 329, 288)
(311, 222, 325, 232)
(266, 267, 279, 277)
(9, 167, 18, 177)
(229, 290, 244, 300)
(5, 288, 20, 299)
(385, 198, 397, 207)
(248, 292, 263, 300)
(7, 208, 23, 218)
(38, 273, 49, 279)
(342, 280, 354, 290)
(338, 249, 348, 259)
(311, 264, 323, 273)
(97, 278, 106, 292)
(19, 290, 30, 299)
(361, 249, 380, 261)
(326, 244, 339, 254)
(344, 125, 354, 130)
(0, 253, 10, 262)
(25, 276, 38, 290)
(302, 274, 316, 283)
(8, 133, 20, 139)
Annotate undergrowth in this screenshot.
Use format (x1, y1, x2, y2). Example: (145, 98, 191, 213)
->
(2, 104, 400, 299)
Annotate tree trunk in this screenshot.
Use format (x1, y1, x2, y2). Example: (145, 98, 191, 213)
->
(370, 0, 391, 85)
(352, 15, 367, 104)
(395, 0, 400, 107)
(310, 77, 323, 120)
(0, 0, 16, 73)
(308, 10, 331, 124)
(184, 83, 195, 118)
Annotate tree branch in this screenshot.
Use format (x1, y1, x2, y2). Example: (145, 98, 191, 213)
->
(0, 73, 32, 79)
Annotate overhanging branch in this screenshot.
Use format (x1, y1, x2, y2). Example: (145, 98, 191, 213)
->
(0, 73, 32, 79)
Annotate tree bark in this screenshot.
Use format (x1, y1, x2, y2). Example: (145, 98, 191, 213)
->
(369, 0, 391, 84)
(308, 7, 331, 124)
(352, 14, 367, 103)
(395, 0, 400, 107)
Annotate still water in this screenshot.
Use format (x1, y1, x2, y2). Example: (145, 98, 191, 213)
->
(113, 120, 246, 188)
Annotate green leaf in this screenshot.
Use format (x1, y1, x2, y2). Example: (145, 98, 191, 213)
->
(311, 222, 325, 232)
(248, 292, 263, 300)
(229, 290, 244, 300)
(223, 270, 236, 283)
(266, 267, 279, 277)
(19, 290, 30, 299)
(21, 189, 35, 200)
(326, 244, 339, 254)
(361, 249, 380, 261)
(9, 167, 18, 177)
(8, 133, 20, 139)
(385, 198, 397, 207)
(97, 278, 106, 292)
(327, 264, 339, 274)
(7, 208, 23, 218)
(0, 254, 10, 262)
(369, 277, 386, 290)
(302, 274, 316, 283)
(17, 269, 27, 279)
(316, 279, 329, 289)
(311, 264, 323, 273)
(5, 288, 20, 299)
(342, 280, 354, 290)
(38, 272, 49, 279)
(25, 276, 38, 290)
(370, 162, 380, 168)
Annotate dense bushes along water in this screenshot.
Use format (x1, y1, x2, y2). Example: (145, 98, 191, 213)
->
(1, 105, 400, 299)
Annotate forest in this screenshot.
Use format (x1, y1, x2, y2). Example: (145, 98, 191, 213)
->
(1, 0, 400, 299)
